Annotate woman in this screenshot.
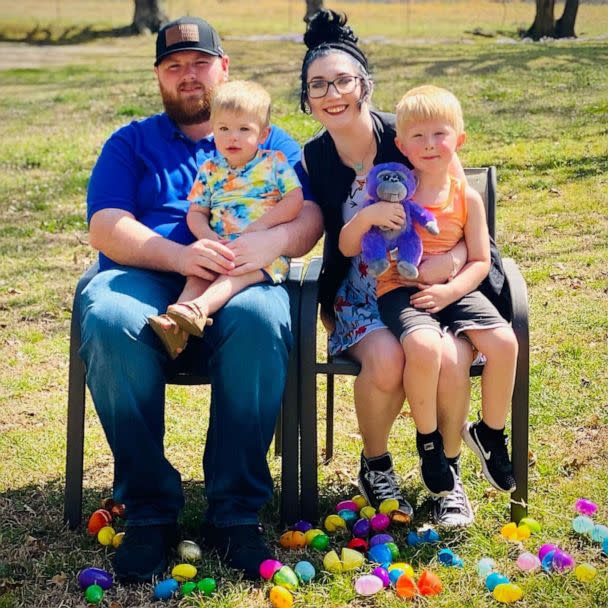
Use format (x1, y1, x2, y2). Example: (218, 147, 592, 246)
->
(300, 10, 475, 526)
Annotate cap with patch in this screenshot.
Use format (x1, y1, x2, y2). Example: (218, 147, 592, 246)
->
(155, 17, 224, 66)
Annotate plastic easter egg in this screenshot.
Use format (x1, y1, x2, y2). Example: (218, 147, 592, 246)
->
(352, 494, 368, 510)
(337, 509, 357, 528)
(270, 585, 293, 608)
(153, 578, 179, 600)
(368, 543, 392, 564)
(406, 531, 421, 546)
(97, 525, 116, 546)
(575, 563, 597, 582)
(181, 581, 197, 596)
(347, 538, 369, 553)
(573, 515, 595, 535)
(292, 520, 313, 533)
(516, 524, 531, 540)
(385, 542, 400, 561)
(552, 549, 574, 573)
(171, 563, 197, 582)
(438, 548, 455, 565)
(591, 524, 608, 543)
(279, 530, 306, 549)
(274, 565, 299, 590)
(112, 531, 125, 548)
(421, 528, 440, 543)
(360, 506, 376, 520)
(197, 578, 216, 596)
(575, 498, 598, 516)
(500, 522, 519, 541)
(341, 547, 365, 571)
(378, 498, 399, 515)
(538, 543, 558, 560)
(355, 574, 384, 596)
(352, 518, 371, 538)
(493, 582, 523, 603)
(177, 540, 202, 561)
(84, 584, 103, 604)
(77, 567, 113, 590)
(519, 517, 541, 534)
(372, 566, 391, 587)
(260, 559, 283, 580)
(324, 514, 346, 533)
(452, 556, 464, 568)
(603, 536, 608, 556)
(370, 513, 390, 533)
(396, 574, 418, 599)
(111, 503, 126, 518)
(390, 509, 412, 525)
(417, 570, 443, 596)
(370, 533, 393, 547)
(323, 550, 342, 573)
(486, 572, 510, 592)
(304, 528, 323, 544)
(541, 550, 556, 572)
(388, 561, 413, 577)
(87, 509, 112, 536)
(309, 533, 330, 551)
(388, 568, 403, 586)
(294, 560, 316, 583)
(476, 557, 496, 577)
(337, 500, 359, 512)
(516, 551, 541, 572)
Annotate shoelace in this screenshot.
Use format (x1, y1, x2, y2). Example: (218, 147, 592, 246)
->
(438, 481, 468, 515)
(365, 468, 404, 502)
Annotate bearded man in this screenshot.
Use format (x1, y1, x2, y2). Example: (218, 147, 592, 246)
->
(81, 16, 322, 582)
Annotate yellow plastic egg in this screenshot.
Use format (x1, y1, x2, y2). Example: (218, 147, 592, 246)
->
(351, 494, 368, 510)
(341, 547, 365, 571)
(575, 563, 597, 583)
(171, 563, 197, 582)
(323, 550, 342, 573)
(304, 528, 324, 544)
(379, 498, 399, 515)
(360, 506, 377, 520)
(97, 526, 116, 546)
(269, 585, 293, 608)
(389, 562, 415, 578)
(324, 514, 346, 533)
(516, 524, 531, 540)
(493, 582, 523, 603)
(111, 531, 125, 548)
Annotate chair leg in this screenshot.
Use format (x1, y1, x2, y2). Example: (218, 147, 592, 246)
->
(274, 408, 282, 458)
(324, 374, 334, 464)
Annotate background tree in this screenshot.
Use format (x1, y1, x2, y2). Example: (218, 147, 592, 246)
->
(132, 0, 168, 34)
(525, 0, 579, 40)
(304, 0, 324, 23)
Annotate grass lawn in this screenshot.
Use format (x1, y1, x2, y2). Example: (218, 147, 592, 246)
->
(1, 2, 607, 607)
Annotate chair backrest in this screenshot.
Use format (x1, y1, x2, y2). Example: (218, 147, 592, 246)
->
(464, 167, 496, 239)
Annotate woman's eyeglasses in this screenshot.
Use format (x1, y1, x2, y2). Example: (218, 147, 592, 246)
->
(306, 75, 360, 99)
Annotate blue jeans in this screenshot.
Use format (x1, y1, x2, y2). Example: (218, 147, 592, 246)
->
(79, 265, 292, 527)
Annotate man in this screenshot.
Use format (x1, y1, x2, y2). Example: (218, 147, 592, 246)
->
(80, 16, 322, 582)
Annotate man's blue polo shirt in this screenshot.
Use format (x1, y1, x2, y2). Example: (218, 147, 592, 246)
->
(87, 112, 312, 270)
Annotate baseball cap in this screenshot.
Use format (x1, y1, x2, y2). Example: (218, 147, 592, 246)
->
(155, 16, 224, 66)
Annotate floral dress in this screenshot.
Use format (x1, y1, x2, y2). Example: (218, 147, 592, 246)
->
(328, 174, 387, 356)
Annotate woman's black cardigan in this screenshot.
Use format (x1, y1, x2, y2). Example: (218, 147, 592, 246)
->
(303, 110, 510, 323)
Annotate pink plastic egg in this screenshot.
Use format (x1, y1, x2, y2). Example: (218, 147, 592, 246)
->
(336, 500, 359, 513)
(575, 498, 598, 516)
(354, 574, 384, 596)
(260, 559, 283, 580)
(516, 551, 541, 572)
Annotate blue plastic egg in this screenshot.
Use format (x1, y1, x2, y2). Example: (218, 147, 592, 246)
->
(438, 548, 455, 565)
(421, 528, 440, 543)
(591, 524, 608, 543)
(572, 515, 594, 535)
(602, 536, 608, 556)
(153, 578, 179, 600)
(368, 543, 393, 564)
(388, 568, 403, 585)
(338, 509, 358, 527)
(541, 550, 556, 572)
(486, 572, 509, 592)
(406, 531, 421, 546)
(294, 560, 316, 583)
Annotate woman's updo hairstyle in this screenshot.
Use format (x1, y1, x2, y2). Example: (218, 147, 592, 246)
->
(300, 9, 373, 113)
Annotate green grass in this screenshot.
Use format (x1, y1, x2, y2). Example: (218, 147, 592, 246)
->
(1, 4, 608, 608)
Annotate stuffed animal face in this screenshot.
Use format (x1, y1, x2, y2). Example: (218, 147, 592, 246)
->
(366, 162, 416, 203)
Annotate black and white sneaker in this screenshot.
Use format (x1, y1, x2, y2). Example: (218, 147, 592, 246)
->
(416, 430, 456, 497)
(462, 420, 516, 493)
(431, 474, 474, 527)
(358, 452, 414, 519)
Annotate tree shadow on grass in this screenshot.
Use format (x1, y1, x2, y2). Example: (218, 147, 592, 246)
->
(0, 24, 137, 46)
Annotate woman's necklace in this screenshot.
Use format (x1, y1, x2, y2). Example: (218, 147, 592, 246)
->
(339, 135, 376, 173)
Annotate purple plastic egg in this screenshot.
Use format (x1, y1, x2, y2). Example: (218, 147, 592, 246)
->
(552, 549, 575, 573)
(336, 500, 359, 513)
(370, 513, 390, 532)
(352, 518, 371, 538)
(292, 520, 313, 533)
(77, 567, 113, 590)
(372, 566, 391, 588)
(370, 533, 394, 547)
(575, 498, 598, 516)
(538, 543, 558, 561)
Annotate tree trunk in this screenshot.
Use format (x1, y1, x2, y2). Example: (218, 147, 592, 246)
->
(132, 0, 168, 34)
(525, 0, 556, 40)
(556, 0, 579, 38)
(304, 0, 324, 23)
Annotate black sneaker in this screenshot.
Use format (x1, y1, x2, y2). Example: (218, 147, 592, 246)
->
(431, 473, 474, 527)
(462, 420, 516, 492)
(112, 523, 178, 583)
(358, 452, 414, 520)
(416, 430, 456, 497)
(201, 523, 272, 580)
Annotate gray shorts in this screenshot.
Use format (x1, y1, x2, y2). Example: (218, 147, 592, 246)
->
(378, 287, 508, 342)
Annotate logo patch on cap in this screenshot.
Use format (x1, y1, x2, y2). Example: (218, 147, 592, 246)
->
(165, 24, 200, 47)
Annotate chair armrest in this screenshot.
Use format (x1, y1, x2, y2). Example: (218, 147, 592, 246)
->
(300, 257, 323, 366)
(502, 258, 528, 340)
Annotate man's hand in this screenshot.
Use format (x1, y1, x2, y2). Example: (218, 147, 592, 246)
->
(226, 230, 281, 276)
(179, 238, 236, 280)
(364, 202, 405, 231)
(410, 283, 457, 314)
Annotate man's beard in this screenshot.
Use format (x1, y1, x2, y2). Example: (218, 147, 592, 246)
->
(159, 81, 213, 126)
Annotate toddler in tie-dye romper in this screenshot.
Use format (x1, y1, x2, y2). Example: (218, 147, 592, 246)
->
(149, 80, 303, 357)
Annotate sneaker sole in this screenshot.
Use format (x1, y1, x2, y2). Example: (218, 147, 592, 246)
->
(461, 423, 516, 493)
(356, 478, 414, 518)
(418, 460, 456, 498)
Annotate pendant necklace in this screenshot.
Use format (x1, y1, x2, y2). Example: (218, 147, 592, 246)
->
(340, 135, 376, 173)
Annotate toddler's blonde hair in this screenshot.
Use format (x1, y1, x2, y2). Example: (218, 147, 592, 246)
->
(211, 80, 271, 128)
(396, 85, 464, 136)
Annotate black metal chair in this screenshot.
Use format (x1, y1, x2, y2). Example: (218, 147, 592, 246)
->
(64, 262, 303, 529)
(298, 167, 529, 524)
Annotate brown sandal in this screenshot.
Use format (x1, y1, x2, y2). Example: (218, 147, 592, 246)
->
(148, 314, 189, 359)
(166, 301, 213, 337)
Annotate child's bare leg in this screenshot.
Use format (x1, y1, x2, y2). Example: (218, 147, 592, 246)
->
(177, 275, 211, 303)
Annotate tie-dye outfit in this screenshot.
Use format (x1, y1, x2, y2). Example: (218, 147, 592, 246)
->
(188, 149, 301, 283)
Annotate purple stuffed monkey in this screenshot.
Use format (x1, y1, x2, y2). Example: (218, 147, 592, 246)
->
(360, 162, 439, 280)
